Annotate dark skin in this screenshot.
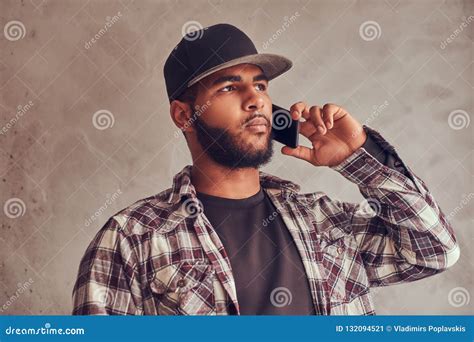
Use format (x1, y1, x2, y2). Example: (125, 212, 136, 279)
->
(170, 63, 367, 199)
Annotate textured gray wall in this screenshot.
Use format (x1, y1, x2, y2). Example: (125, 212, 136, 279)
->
(0, 0, 472, 315)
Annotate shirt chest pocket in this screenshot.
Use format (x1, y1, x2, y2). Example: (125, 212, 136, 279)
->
(317, 226, 365, 303)
(149, 261, 216, 315)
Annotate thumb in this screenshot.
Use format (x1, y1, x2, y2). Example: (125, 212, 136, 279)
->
(281, 145, 313, 162)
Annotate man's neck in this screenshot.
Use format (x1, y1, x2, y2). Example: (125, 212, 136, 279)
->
(191, 160, 261, 199)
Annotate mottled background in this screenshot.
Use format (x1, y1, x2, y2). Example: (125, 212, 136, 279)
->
(0, 0, 472, 315)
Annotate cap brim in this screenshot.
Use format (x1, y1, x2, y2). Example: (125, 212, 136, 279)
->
(186, 53, 293, 87)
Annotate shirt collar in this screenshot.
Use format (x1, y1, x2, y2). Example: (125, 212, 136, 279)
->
(167, 164, 301, 205)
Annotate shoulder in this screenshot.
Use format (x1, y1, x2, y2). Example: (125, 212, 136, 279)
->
(101, 187, 181, 238)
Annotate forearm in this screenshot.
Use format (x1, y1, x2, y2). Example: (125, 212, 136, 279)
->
(331, 126, 460, 271)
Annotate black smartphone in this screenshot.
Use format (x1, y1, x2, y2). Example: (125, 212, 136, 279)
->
(271, 104, 300, 148)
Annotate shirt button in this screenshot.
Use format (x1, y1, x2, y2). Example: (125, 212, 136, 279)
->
(177, 279, 186, 288)
(337, 246, 344, 254)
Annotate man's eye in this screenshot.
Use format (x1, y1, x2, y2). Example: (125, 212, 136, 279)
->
(219, 85, 236, 92)
(256, 83, 267, 91)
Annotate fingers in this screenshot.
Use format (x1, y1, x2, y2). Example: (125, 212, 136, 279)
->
(307, 103, 346, 134)
(289, 101, 309, 120)
(322, 103, 334, 129)
(288, 102, 347, 138)
(323, 103, 348, 125)
(281, 145, 313, 163)
(309, 106, 326, 134)
(299, 120, 318, 138)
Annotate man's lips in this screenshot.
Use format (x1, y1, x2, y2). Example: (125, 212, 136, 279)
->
(244, 117, 269, 133)
(244, 117, 269, 127)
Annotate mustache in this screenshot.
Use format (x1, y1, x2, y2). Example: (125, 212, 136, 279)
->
(243, 113, 271, 127)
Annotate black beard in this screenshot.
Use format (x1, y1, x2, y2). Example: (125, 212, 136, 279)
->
(194, 114, 274, 170)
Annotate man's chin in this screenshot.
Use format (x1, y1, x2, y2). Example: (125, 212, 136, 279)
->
(237, 144, 274, 169)
(211, 144, 274, 170)
(194, 119, 273, 169)
(242, 131, 272, 148)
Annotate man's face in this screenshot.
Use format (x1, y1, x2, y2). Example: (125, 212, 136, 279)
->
(191, 63, 274, 170)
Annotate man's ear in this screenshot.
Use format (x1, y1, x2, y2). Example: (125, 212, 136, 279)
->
(170, 100, 193, 134)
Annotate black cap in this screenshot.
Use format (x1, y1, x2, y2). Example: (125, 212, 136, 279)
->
(163, 23, 293, 103)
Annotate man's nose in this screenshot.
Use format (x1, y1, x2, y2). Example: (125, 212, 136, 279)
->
(243, 89, 265, 112)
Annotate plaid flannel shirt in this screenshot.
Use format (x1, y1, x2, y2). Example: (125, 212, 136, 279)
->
(72, 125, 460, 315)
